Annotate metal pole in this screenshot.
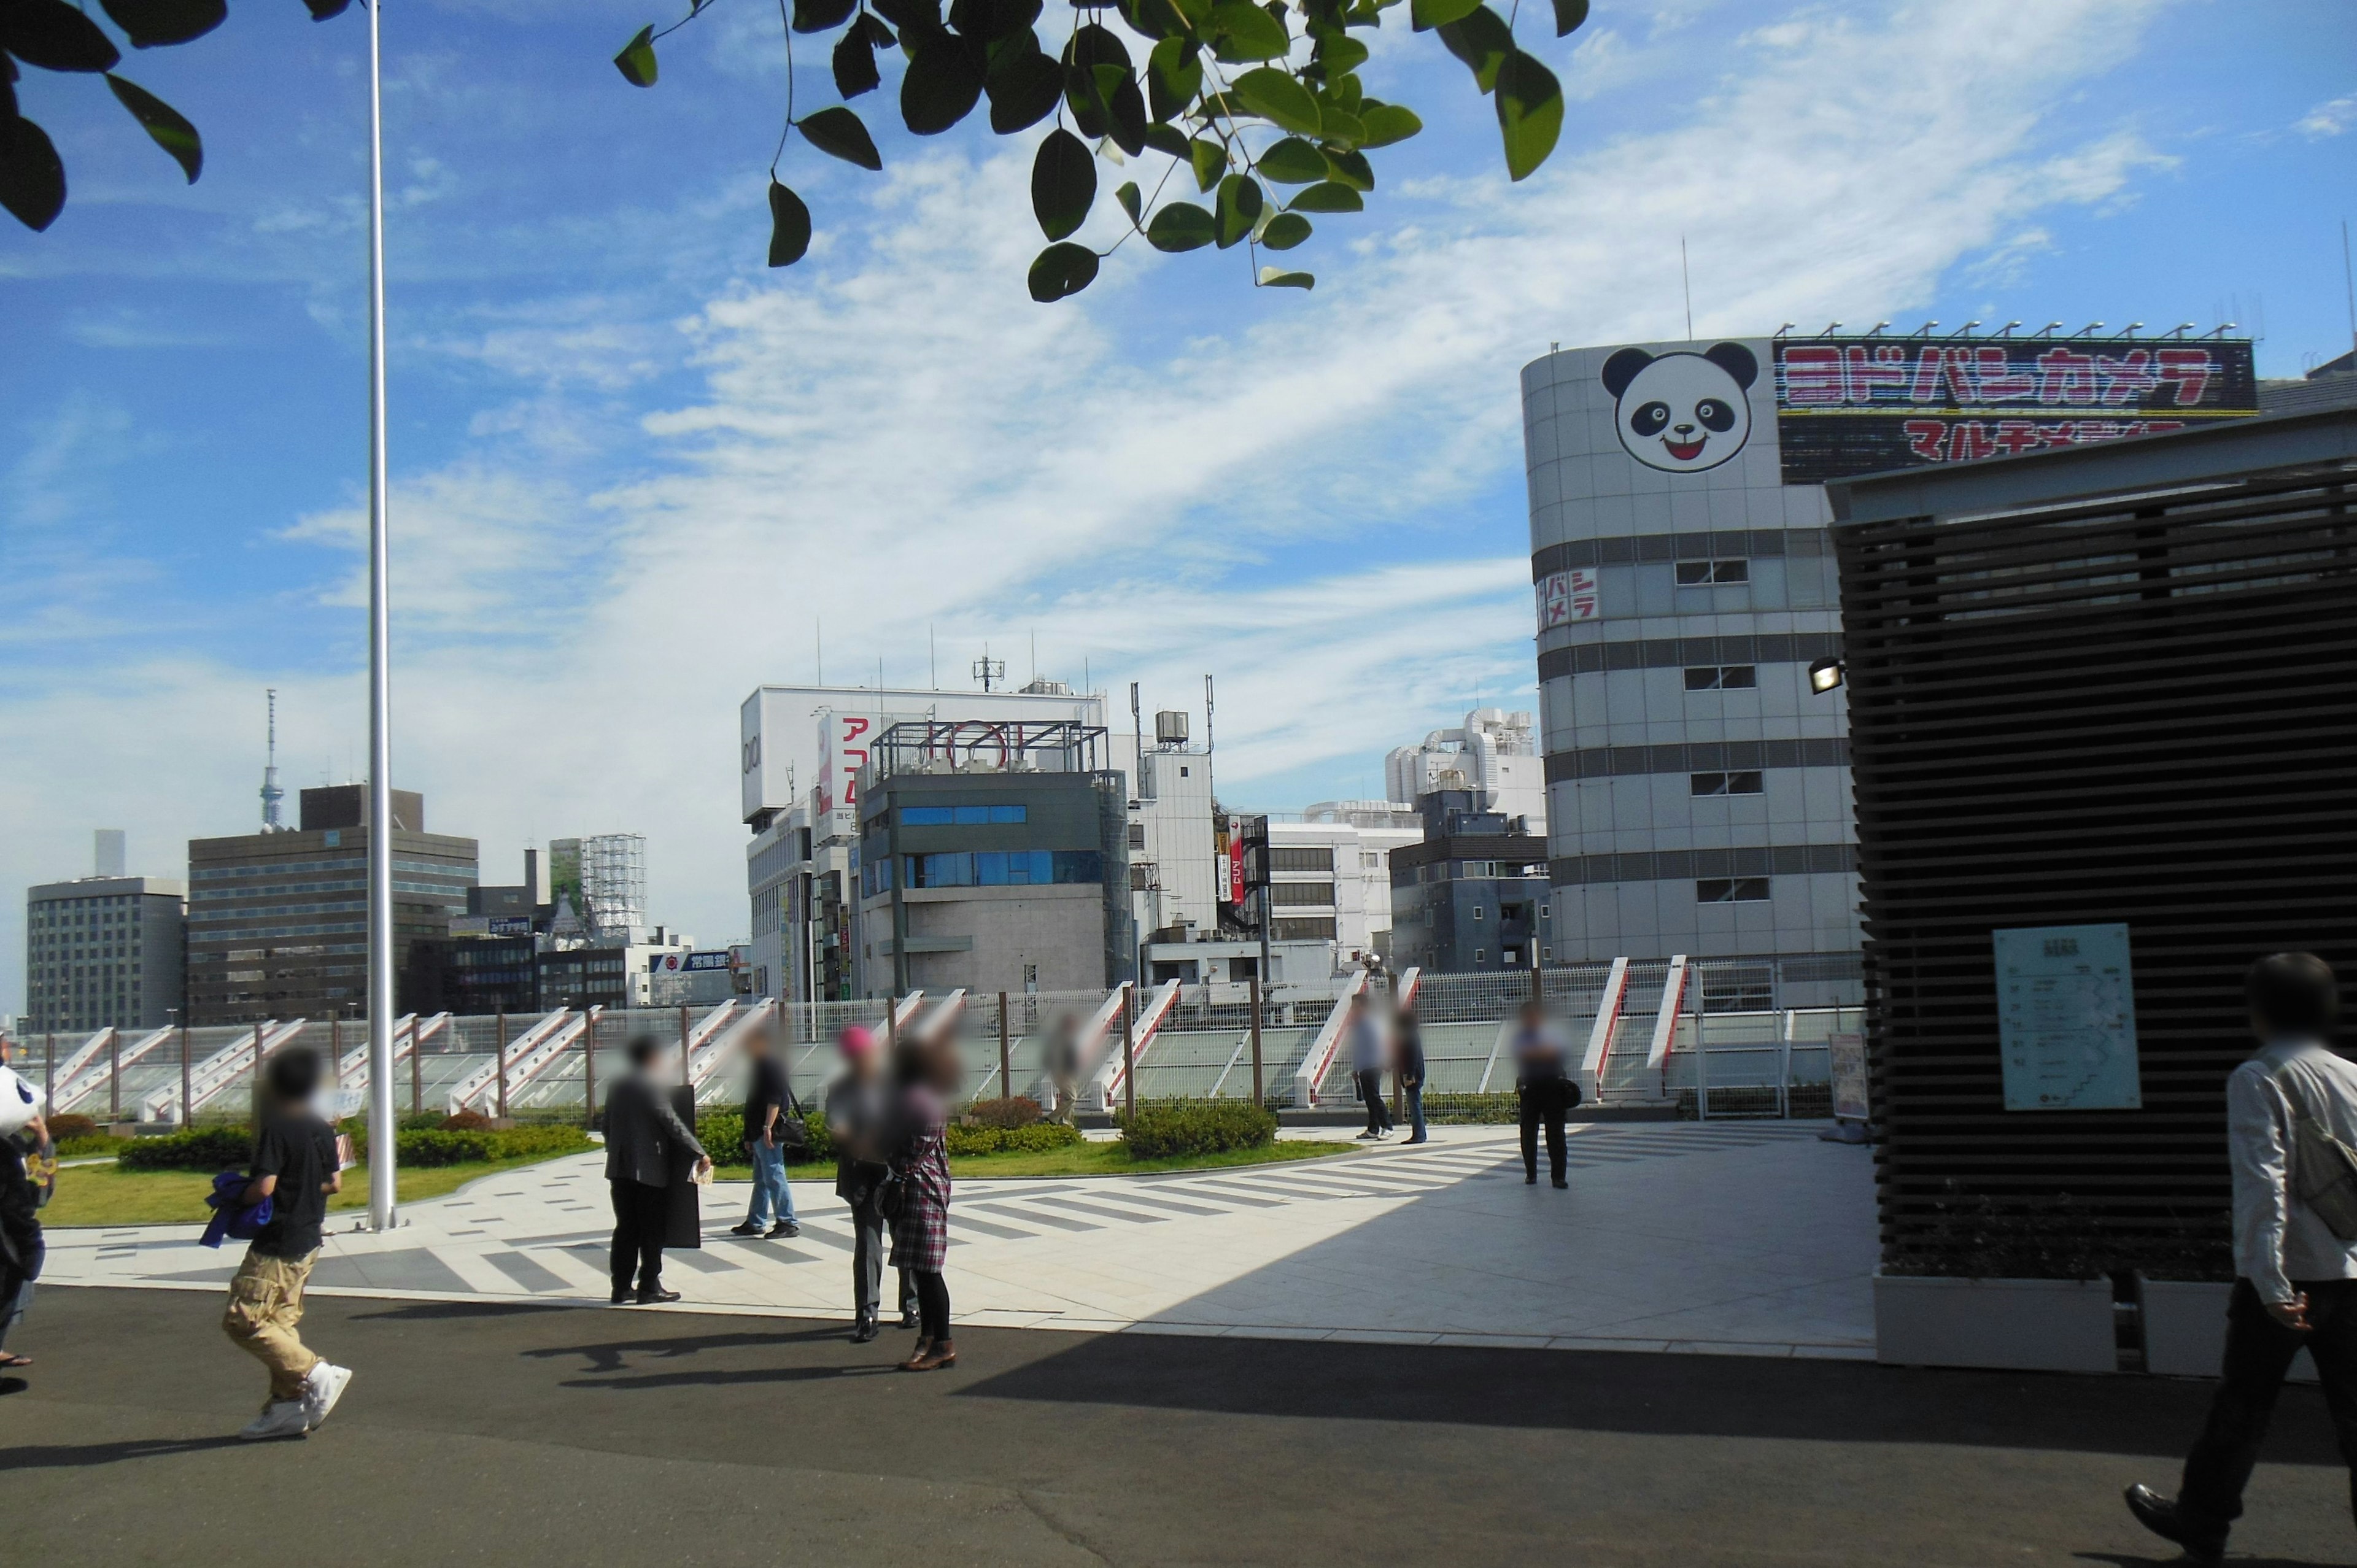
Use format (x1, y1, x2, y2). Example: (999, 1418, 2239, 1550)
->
(362, 0, 398, 1232)
(495, 1009, 508, 1120)
(1248, 977, 1263, 1106)
(997, 991, 1010, 1101)
(679, 1003, 691, 1086)
(1389, 969, 1403, 1121)
(1120, 981, 1136, 1124)
(582, 1010, 598, 1129)
(44, 1032, 55, 1121)
(109, 1026, 121, 1122)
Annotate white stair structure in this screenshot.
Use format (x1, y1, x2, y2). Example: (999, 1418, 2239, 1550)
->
(149, 1019, 310, 1121)
(338, 1012, 454, 1084)
(687, 998, 781, 1094)
(1089, 979, 1180, 1113)
(447, 1008, 590, 1114)
(1577, 957, 1631, 1100)
(1292, 968, 1371, 1108)
(54, 1025, 172, 1115)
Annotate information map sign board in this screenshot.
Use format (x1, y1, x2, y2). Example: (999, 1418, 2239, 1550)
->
(1993, 922, 2142, 1111)
(1773, 336, 2256, 484)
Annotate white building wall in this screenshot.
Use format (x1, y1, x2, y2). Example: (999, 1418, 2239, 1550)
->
(1385, 709, 1547, 832)
(1132, 749, 1219, 937)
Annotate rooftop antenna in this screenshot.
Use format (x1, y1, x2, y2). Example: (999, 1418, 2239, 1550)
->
(929, 624, 937, 689)
(815, 616, 824, 687)
(1679, 235, 1693, 339)
(260, 688, 285, 832)
(973, 644, 1004, 692)
(2342, 218, 2355, 355)
(1030, 629, 1037, 683)
(1204, 673, 1215, 759)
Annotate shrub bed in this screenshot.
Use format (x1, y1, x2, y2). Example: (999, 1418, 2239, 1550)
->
(117, 1122, 594, 1172)
(117, 1127, 255, 1171)
(697, 1107, 834, 1166)
(945, 1121, 1083, 1157)
(1420, 1092, 1521, 1126)
(964, 1095, 1044, 1130)
(1120, 1099, 1277, 1160)
(47, 1113, 101, 1141)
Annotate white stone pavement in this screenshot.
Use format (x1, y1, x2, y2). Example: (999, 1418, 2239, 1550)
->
(42, 1121, 1878, 1357)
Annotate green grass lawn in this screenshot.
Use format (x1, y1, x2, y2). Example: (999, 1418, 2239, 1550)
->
(717, 1138, 1361, 1181)
(41, 1153, 588, 1229)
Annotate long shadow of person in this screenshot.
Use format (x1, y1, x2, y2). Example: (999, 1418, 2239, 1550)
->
(0, 1435, 245, 1469)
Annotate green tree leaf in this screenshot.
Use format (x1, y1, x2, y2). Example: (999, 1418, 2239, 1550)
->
(1118, 0, 1192, 39)
(1322, 147, 1372, 190)
(0, 115, 65, 233)
(792, 0, 857, 31)
(104, 74, 199, 183)
(1436, 7, 1511, 91)
(1355, 100, 1422, 147)
(985, 48, 1064, 133)
(98, 0, 225, 49)
(1188, 136, 1226, 191)
(1105, 71, 1148, 156)
(1213, 170, 1262, 248)
(1145, 201, 1215, 252)
(1027, 241, 1099, 302)
(1255, 137, 1326, 184)
(1552, 0, 1589, 36)
(1069, 21, 1132, 70)
(1226, 66, 1320, 134)
(902, 35, 986, 134)
(1209, 1, 1289, 62)
(1030, 126, 1095, 240)
(1115, 179, 1142, 226)
(1315, 106, 1363, 146)
(767, 180, 812, 266)
(833, 26, 882, 98)
(1141, 122, 1191, 158)
(1407, 0, 1477, 28)
(1259, 210, 1310, 250)
(1285, 179, 1361, 212)
(613, 25, 657, 87)
(1314, 33, 1368, 72)
(1257, 266, 1314, 288)
(1495, 48, 1562, 181)
(872, 0, 945, 42)
(1146, 36, 1201, 122)
(0, 0, 122, 71)
(797, 106, 882, 170)
(300, 0, 350, 15)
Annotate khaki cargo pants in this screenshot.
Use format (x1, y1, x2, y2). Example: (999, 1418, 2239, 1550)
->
(223, 1248, 320, 1402)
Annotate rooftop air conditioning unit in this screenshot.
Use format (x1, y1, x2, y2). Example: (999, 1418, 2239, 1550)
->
(1155, 709, 1190, 746)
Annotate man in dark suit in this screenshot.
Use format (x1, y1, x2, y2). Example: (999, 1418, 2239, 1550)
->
(603, 1035, 711, 1305)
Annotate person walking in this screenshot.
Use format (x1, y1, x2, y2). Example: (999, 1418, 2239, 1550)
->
(2127, 952, 2357, 1565)
(603, 1034, 711, 1307)
(888, 1033, 958, 1372)
(0, 1033, 51, 1374)
(1395, 1004, 1428, 1146)
(1511, 1000, 1574, 1188)
(729, 1026, 799, 1240)
(1043, 1011, 1084, 1126)
(220, 1045, 352, 1440)
(1348, 992, 1392, 1140)
(825, 1024, 914, 1343)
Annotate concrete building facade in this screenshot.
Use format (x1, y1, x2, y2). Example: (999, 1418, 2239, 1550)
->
(1384, 709, 1547, 833)
(24, 833, 186, 1034)
(187, 785, 476, 1024)
(1388, 789, 1552, 975)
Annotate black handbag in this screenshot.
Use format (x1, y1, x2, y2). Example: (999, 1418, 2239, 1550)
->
(748, 1089, 811, 1156)
(876, 1168, 910, 1221)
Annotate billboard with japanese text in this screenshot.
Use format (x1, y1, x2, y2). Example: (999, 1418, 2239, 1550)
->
(1772, 336, 2256, 483)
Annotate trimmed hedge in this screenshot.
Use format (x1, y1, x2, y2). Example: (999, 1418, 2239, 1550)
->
(47, 1113, 101, 1141)
(115, 1122, 592, 1172)
(699, 1108, 834, 1167)
(1120, 1099, 1277, 1160)
(945, 1121, 1083, 1157)
(965, 1095, 1044, 1130)
(1420, 1092, 1521, 1126)
(117, 1127, 255, 1171)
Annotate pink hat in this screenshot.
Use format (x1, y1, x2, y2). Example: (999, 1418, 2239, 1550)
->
(837, 1024, 877, 1056)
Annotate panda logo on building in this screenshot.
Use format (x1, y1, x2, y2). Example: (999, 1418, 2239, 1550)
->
(1600, 341, 1758, 474)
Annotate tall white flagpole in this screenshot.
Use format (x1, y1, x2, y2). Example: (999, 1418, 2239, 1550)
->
(364, 0, 398, 1232)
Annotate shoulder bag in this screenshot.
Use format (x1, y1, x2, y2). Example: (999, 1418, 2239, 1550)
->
(2270, 1059, 2357, 1242)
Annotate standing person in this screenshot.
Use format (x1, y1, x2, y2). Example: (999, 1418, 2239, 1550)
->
(1512, 1000, 1574, 1188)
(220, 1045, 352, 1440)
(0, 1034, 51, 1374)
(1395, 1004, 1428, 1146)
(1043, 1011, 1084, 1126)
(729, 1027, 799, 1240)
(888, 1033, 958, 1372)
(825, 1025, 913, 1343)
(2127, 952, 2357, 1566)
(603, 1035, 711, 1307)
(1348, 992, 1392, 1140)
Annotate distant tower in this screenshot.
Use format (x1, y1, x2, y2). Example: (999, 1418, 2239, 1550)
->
(260, 688, 285, 832)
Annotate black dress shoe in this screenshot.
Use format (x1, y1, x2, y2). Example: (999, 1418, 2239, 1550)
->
(899, 1307, 919, 1330)
(728, 1221, 762, 1237)
(610, 1289, 634, 1305)
(637, 1288, 683, 1305)
(1524, 1173, 1538, 1185)
(2123, 1484, 2224, 1565)
(767, 1221, 800, 1238)
(1551, 1176, 1568, 1189)
(850, 1314, 880, 1345)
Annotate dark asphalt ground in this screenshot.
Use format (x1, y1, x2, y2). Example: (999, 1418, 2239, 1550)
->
(5, 1286, 2354, 1566)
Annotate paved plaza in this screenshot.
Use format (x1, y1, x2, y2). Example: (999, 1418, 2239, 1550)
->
(41, 1121, 1875, 1354)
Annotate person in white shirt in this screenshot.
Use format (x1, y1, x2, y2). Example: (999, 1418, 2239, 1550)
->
(2128, 952, 2357, 1565)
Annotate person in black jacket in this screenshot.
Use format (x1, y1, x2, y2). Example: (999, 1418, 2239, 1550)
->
(1511, 1001, 1574, 1188)
(729, 1027, 799, 1240)
(1395, 1005, 1428, 1145)
(603, 1035, 710, 1306)
(824, 1024, 911, 1343)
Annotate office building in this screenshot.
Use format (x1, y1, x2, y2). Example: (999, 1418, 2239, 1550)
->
(1388, 790, 1552, 974)
(1384, 709, 1547, 833)
(1520, 328, 2258, 1006)
(186, 784, 476, 1024)
(1263, 803, 1422, 967)
(855, 719, 1131, 997)
(23, 831, 186, 1034)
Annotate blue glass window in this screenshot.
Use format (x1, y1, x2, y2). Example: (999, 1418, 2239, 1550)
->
(901, 807, 953, 825)
(1051, 850, 1104, 884)
(989, 805, 1026, 823)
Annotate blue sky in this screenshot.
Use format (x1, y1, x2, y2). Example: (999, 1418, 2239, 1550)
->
(2, 0, 2353, 1014)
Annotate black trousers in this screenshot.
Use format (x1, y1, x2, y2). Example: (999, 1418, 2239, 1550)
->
(2178, 1277, 2357, 1542)
(848, 1187, 914, 1319)
(1358, 1070, 1392, 1133)
(913, 1269, 950, 1342)
(1519, 1085, 1567, 1181)
(609, 1179, 670, 1295)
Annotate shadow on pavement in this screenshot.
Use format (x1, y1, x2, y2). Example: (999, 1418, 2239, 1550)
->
(350, 1301, 575, 1323)
(958, 1331, 2343, 1462)
(0, 1436, 244, 1469)
(559, 1363, 901, 1391)
(2078, 1554, 2342, 1568)
(522, 1325, 856, 1373)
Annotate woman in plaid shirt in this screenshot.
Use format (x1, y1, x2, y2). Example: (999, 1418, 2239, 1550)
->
(889, 1034, 958, 1371)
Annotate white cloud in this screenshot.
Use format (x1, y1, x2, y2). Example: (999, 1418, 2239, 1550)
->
(0, 0, 2175, 1012)
(2298, 91, 2356, 139)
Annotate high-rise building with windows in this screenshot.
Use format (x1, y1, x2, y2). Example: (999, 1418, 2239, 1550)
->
(23, 831, 185, 1035)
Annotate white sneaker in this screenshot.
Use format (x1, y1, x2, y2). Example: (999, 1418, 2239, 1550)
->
(239, 1399, 311, 1441)
(302, 1362, 353, 1430)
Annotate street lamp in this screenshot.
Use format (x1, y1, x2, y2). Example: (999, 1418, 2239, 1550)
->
(1808, 657, 1845, 696)
(363, 0, 398, 1232)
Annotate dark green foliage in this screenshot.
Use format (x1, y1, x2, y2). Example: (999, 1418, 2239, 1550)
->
(700, 1107, 834, 1167)
(901, 34, 986, 134)
(1030, 126, 1094, 239)
(117, 1127, 254, 1171)
(106, 74, 200, 182)
(945, 1120, 1085, 1156)
(98, 0, 225, 50)
(46, 1113, 101, 1142)
(1119, 1099, 1277, 1159)
(768, 180, 811, 266)
(798, 106, 883, 171)
(613, 25, 657, 85)
(1026, 241, 1098, 301)
(966, 1095, 1046, 1129)
(1, 0, 122, 72)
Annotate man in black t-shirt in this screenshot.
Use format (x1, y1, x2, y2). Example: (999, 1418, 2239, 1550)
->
(729, 1029, 799, 1239)
(222, 1046, 353, 1441)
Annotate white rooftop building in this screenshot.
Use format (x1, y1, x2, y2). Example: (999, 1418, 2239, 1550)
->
(1385, 709, 1547, 833)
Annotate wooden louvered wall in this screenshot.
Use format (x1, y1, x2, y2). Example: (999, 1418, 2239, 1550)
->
(1836, 455, 2357, 1276)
